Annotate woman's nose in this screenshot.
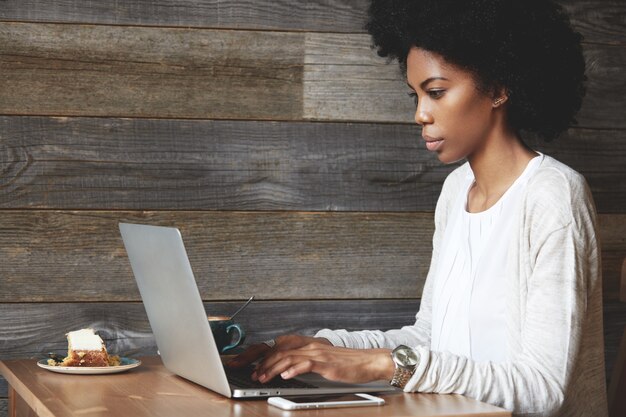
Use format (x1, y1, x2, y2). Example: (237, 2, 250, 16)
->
(415, 109, 433, 126)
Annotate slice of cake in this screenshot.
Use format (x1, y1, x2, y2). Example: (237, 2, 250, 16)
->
(60, 328, 110, 367)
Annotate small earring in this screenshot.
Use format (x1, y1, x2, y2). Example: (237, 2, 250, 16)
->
(493, 97, 506, 106)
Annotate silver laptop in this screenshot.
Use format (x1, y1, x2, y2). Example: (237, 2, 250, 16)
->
(119, 222, 394, 398)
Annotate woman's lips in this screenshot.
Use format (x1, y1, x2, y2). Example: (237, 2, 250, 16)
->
(423, 135, 444, 152)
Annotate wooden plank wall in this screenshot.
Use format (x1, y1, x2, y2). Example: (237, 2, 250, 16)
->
(0, 1, 624, 413)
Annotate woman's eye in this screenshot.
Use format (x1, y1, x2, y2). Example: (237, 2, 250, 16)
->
(428, 89, 445, 99)
(407, 92, 418, 106)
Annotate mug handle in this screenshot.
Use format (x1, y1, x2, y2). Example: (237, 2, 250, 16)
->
(222, 324, 246, 353)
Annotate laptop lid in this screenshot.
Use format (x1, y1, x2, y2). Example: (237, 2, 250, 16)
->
(119, 222, 394, 398)
(119, 222, 233, 396)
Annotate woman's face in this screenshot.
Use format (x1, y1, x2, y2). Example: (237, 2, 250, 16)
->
(406, 47, 499, 164)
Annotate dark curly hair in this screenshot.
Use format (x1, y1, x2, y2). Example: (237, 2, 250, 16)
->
(365, 0, 586, 140)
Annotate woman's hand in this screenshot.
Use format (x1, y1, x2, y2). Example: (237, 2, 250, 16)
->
(226, 334, 331, 368)
(252, 342, 395, 384)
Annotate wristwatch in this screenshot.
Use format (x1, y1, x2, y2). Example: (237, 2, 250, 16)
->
(390, 345, 419, 389)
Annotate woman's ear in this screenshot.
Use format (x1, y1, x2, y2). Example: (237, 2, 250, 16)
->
(492, 87, 509, 108)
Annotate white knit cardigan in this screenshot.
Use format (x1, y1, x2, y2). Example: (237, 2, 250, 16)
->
(316, 155, 608, 417)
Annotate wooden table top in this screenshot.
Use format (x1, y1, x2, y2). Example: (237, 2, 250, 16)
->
(0, 356, 510, 417)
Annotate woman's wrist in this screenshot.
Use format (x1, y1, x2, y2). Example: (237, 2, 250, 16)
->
(314, 337, 333, 346)
(374, 349, 395, 381)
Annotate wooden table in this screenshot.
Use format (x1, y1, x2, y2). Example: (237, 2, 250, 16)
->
(1, 356, 510, 417)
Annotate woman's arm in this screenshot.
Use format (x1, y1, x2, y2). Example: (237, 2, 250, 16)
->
(313, 267, 436, 349)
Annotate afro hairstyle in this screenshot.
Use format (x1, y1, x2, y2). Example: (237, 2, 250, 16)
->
(365, 0, 587, 140)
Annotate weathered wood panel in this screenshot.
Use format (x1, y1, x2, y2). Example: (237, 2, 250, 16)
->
(526, 128, 626, 214)
(303, 32, 411, 123)
(0, 22, 304, 120)
(0, 210, 434, 302)
(0, 116, 444, 212)
(0, 300, 420, 359)
(0, 0, 622, 45)
(559, 0, 626, 44)
(2, 299, 626, 399)
(598, 215, 626, 305)
(1, 117, 624, 213)
(0, 299, 421, 398)
(0, 23, 623, 128)
(576, 43, 626, 129)
(0, 0, 369, 33)
(604, 301, 626, 391)
(621, 258, 626, 302)
(0, 211, 624, 302)
(304, 32, 626, 128)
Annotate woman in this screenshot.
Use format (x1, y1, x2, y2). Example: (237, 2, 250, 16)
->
(229, 0, 607, 415)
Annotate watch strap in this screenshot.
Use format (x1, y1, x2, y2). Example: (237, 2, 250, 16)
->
(390, 366, 415, 389)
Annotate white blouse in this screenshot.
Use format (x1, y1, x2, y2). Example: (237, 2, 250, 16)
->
(430, 154, 542, 362)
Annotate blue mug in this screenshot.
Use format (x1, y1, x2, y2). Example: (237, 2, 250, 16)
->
(208, 316, 246, 353)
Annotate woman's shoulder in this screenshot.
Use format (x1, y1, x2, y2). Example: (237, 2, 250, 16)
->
(527, 155, 589, 201)
(524, 154, 596, 228)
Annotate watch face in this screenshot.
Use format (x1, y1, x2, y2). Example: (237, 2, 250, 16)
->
(393, 346, 419, 367)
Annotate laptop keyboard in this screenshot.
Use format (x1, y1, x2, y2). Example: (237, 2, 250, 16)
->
(225, 366, 317, 389)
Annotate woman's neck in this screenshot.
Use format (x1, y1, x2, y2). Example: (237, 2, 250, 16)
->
(466, 130, 538, 213)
